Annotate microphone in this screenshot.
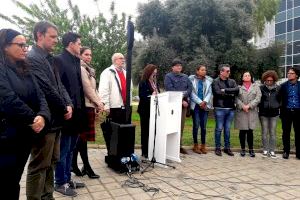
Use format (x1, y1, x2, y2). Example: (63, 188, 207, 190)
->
(120, 157, 131, 173)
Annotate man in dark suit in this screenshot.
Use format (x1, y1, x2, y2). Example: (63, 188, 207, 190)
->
(54, 32, 86, 197)
(26, 21, 73, 200)
(280, 67, 300, 160)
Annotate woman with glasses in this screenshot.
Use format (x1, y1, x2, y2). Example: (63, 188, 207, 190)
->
(0, 28, 50, 199)
(137, 64, 159, 159)
(235, 71, 261, 157)
(258, 70, 280, 158)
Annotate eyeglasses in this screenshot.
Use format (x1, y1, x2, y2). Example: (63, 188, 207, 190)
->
(265, 80, 274, 82)
(288, 72, 296, 75)
(223, 70, 230, 73)
(9, 43, 29, 49)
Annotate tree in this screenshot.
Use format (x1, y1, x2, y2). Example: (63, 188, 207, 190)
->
(135, 0, 282, 80)
(0, 0, 127, 80)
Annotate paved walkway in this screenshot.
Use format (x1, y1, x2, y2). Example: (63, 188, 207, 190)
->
(19, 149, 300, 200)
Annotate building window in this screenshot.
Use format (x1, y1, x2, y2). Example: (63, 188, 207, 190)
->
(295, 7, 300, 17)
(276, 21, 287, 34)
(276, 33, 286, 41)
(287, 42, 293, 55)
(288, 19, 293, 32)
(287, 8, 293, 19)
(276, 11, 287, 22)
(279, 0, 287, 12)
(294, 41, 300, 54)
(288, 0, 293, 9)
(280, 56, 286, 66)
(287, 56, 293, 65)
(295, 0, 300, 7)
(293, 54, 300, 64)
(294, 17, 300, 30)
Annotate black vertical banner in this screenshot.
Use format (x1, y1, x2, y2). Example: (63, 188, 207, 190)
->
(125, 19, 134, 124)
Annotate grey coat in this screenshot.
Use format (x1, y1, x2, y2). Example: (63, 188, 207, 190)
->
(234, 83, 262, 130)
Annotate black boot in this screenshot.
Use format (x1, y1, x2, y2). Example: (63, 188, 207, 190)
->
(82, 166, 100, 179)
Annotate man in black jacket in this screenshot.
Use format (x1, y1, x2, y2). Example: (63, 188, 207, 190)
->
(212, 64, 239, 156)
(26, 21, 73, 200)
(54, 32, 86, 196)
(279, 67, 300, 160)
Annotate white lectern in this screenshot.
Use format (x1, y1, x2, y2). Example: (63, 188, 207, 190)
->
(148, 91, 182, 165)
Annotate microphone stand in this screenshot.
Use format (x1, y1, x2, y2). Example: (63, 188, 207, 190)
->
(141, 95, 175, 174)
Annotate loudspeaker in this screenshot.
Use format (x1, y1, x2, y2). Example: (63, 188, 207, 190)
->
(105, 122, 136, 172)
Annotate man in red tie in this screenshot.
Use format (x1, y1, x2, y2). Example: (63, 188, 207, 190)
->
(98, 53, 132, 152)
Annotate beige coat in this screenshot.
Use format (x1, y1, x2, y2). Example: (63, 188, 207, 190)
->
(81, 61, 102, 108)
(234, 83, 262, 130)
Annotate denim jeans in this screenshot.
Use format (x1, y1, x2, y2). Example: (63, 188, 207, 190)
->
(55, 134, 78, 186)
(214, 108, 235, 149)
(260, 116, 278, 152)
(192, 105, 208, 144)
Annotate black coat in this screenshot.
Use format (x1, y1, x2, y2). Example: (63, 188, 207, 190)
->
(259, 85, 281, 117)
(0, 61, 50, 152)
(27, 45, 72, 131)
(137, 80, 159, 116)
(212, 77, 239, 108)
(55, 49, 86, 134)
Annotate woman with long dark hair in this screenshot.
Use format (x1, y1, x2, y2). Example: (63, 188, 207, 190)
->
(137, 64, 159, 158)
(71, 47, 103, 178)
(0, 28, 50, 199)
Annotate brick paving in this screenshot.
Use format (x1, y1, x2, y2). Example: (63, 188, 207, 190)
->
(19, 148, 300, 200)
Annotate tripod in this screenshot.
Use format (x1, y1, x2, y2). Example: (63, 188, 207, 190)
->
(141, 95, 175, 174)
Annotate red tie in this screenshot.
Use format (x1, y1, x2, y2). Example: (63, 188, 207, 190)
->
(116, 70, 126, 105)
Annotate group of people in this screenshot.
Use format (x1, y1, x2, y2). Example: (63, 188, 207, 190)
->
(0, 20, 128, 199)
(137, 61, 300, 162)
(1, 20, 300, 200)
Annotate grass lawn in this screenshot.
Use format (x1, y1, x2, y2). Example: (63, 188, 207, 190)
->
(93, 105, 295, 150)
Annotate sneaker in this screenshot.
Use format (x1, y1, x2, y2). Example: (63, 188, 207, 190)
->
(69, 180, 85, 189)
(240, 149, 246, 157)
(215, 148, 222, 156)
(224, 148, 234, 156)
(262, 150, 268, 157)
(270, 151, 277, 158)
(249, 150, 255, 157)
(55, 183, 77, 197)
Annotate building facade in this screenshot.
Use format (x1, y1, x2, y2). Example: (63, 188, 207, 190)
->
(275, 0, 300, 77)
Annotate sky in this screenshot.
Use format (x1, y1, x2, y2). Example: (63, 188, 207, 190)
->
(0, 0, 149, 39)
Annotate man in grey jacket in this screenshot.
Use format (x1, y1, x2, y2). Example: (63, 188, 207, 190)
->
(26, 21, 73, 199)
(164, 59, 192, 154)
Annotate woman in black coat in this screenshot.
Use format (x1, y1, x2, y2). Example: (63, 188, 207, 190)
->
(137, 64, 159, 158)
(0, 29, 50, 200)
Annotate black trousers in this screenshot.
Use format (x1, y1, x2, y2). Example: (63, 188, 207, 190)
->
(101, 107, 131, 153)
(239, 129, 253, 150)
(139, 112, 150, 158)
(281, 109, 300, 157)
(0, 132, 32, 200)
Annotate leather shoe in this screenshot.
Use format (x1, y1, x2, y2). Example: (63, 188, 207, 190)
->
(282, 152, 289, 159)
(224, 148, 234, 156)
(82, 167, 100, 179)
(215, 148, 222, 156)
(71, 167, 83, 176)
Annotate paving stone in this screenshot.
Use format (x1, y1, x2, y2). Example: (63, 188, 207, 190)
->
(17, 149, 300, 200)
